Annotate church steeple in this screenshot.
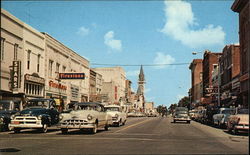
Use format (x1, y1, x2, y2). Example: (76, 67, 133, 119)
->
(137, 65, 145, 96)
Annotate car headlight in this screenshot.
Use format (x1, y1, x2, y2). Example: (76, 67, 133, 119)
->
(115, 114, 119, 118)
(0, 117, 4, 122)
(38, 115, 43, 120)
(87, 114, 93, 121)
(10, 115, 15, 120)
(59, 114, 63, 120)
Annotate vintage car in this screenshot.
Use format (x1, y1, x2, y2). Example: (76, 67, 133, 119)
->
(173, 107, 191, 123)
(127, 112, 137, 117)
(147, 110, 158, 117)
(0, 100, 22, 131)
(58, 102, 112, 134)
(105, 105, 127, 126)
(213, 108, 234, 128)
(9, 98, 59, 133)
(203, 107, 218, 125)
(227, 108, 249, 134)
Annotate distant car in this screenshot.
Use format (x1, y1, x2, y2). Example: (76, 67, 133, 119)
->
(9, 98, 59, 133)
(213, 108, 234, 128)
(58, 102, 112, 134)
(147, 110, 157, 117)
(196, 109, 206, 123)
(0, 100, 22, 131)
(127, 112, 137, 117)
(189, 110, 196, 120)
(173, 107, 191, 123)
(227, 108, 249, 134)
(203, 108, 218, 125)
(105, 105, 127, 126)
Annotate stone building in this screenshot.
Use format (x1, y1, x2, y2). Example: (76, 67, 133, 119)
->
(189, 59, 203, 108)
(89, 69, 103, 102)
(231, 0, 249, 108)
(202, 50, 222, 107)
(93, 67, 126, 105)
(43, 33, 90, 105)
(1, 9, 45, 101)
(219, 44, 240, 107)
(136, 65, 146, 112)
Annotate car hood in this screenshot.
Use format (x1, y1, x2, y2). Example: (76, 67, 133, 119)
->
(60, 110, 100, 121)
(107, 111, 120, 116)
(0, 110, 18, 118)
(18, 108, 48, 116)
(235, 114, 249, 124)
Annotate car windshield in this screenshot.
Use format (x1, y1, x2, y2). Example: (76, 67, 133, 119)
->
(26, 100, 49, 108)
(222, 110, 234, 114)
(106, 107, 119, 112)
(0, 102, 11, 111)
(76, 105, 97, 111)
(238, 109, 249, 114)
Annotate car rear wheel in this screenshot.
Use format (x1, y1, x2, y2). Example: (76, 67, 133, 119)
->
(104, 124, 109, 131)
(187, 121, 190, 124)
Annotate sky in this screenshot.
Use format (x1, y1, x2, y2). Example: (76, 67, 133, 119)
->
(2, 0, 239, 107)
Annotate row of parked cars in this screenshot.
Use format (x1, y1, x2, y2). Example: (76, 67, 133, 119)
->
(189, 107, 249, 134)
(0, 99, 128, 134)
(127, 110, 158, 117)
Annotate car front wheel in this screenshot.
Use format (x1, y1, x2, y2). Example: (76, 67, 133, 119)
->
(40, 124, 48, 133)
(61, 128, 68, 134)
(90, 123, 97, 134)
(13, 128, 21, 133)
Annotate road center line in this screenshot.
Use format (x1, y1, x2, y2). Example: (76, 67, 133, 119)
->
(114, 118, 154, 133)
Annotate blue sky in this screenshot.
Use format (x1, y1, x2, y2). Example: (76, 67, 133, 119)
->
(2, 0, 239, 107)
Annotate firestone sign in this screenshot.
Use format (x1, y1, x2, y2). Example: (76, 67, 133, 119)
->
(59, 73, 85, 80)
(12, 61, 21, 90)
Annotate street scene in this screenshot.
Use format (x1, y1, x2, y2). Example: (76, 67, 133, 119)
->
(0, 0, 249, 154)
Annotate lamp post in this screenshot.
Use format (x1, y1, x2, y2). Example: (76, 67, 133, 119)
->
(192, 51, 221, 108)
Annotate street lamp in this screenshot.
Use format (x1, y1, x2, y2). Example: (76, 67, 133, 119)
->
(192, 51, 221, 108)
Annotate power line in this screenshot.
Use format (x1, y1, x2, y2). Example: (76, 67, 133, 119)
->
(90, 63, 190, 66)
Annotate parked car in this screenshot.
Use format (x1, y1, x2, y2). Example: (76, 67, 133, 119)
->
(227, 108, 249, 134)
(127, 112, 137, 117)
(203, 107, 218, 125)
(147, 110, 158, 117)
(9, 98, 59, 133)
(0, 100, 22, 131)
(58, 102, 112, 134)
(213, 108, 235, 128)
(196, 109, 206, 123)
(189, 110, 196, 120)
(105, 105, 127, 126)
(173, 107, 191, 123)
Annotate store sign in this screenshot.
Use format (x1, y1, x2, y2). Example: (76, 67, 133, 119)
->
(25, 74, 45, 84)
(12, 61, 21, 89)
(49, 80, 67, 90)
(59, 73, 85, 79)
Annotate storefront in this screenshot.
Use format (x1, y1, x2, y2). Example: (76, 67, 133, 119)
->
(24, 74, 45, 99)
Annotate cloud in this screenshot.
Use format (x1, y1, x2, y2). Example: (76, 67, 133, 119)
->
(77, 26, 90, 36)
(104, 31, 122, 51)
(153, 52, 175, 69)
(126, 70, 139, 77)
(160, 0, 225, 48)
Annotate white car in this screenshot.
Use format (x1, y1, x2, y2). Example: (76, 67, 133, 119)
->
(105, 105, 127, 127)
(58, 102, 112, 134)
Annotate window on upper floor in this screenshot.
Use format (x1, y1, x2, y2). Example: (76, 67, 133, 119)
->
(63, 66, 66, 73)
(0, 38, 5, 60)
(27, 50, 31, 70)
(49, 60, 53, 77)
(14, 44, 18, 60)
(37, 54, 40, 72)
(56, 63, 60, 73)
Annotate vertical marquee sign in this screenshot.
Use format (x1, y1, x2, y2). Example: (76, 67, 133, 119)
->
(12, 60, 21, 91)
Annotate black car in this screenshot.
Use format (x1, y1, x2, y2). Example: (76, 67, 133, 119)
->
(9, 98, 59, 133)
(203, 108, 218, 125)
(0, 100, 22, 131)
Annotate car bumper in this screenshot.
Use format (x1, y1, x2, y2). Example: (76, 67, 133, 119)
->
(9, 121, 43, 130)
(58, 123, 95, 129)
(174, 118, 191, 121)
(235, 124, 249, 130)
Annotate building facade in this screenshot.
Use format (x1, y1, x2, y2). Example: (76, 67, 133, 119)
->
(189, 59, 203, 108)
(43, 33, 90, 105)
(231, 0, 249, 108)
(93, 67, 126, 105)
(1, 9, 45, 101)
(219, 44, 240, 108)
(202, 50, 222, 107)
(89, 69, 103, 102)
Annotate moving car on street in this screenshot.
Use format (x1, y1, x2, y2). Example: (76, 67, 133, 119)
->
(173, 107, 191, 123)
(58, 102, 112, 134)
(213, 108, 234, 128)
(227, 108, 249, 134)
(147, 110, 158, 117)
(105, 105, 127, 126)
(0, 100, 23, 131)
(9, 98, 59, 133)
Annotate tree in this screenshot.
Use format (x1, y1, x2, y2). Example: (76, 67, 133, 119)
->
(178, 96, 190, 109)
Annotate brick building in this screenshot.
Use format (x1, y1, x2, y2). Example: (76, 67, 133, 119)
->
(202, 50, 222, 107)
(231, 0, 249, 108)
(189, 59, 203, 108)
(219, 44, 240, 107)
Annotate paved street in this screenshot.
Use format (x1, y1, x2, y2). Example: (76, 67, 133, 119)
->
(0, 117, 248, 155)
